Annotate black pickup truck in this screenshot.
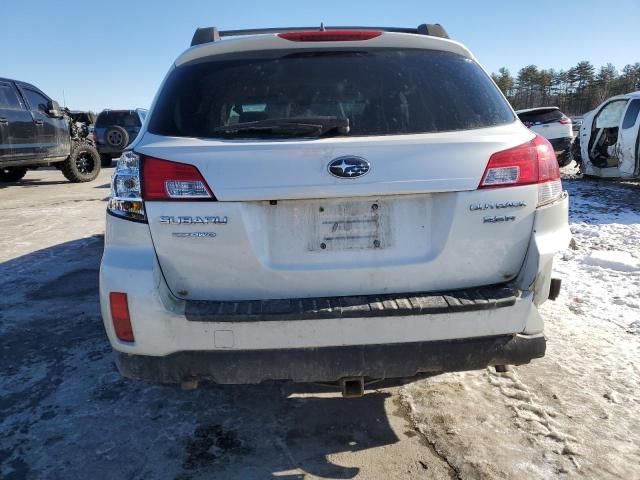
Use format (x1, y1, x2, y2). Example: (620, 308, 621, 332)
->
(0, 77, 100, 183)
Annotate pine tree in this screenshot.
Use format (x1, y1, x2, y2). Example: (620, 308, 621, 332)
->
(492, 60, 638, 114)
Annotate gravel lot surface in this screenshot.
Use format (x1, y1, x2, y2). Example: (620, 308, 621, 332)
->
(1, 167, 638, 479)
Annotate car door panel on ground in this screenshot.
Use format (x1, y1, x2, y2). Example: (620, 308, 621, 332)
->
(19, 86, 69, 159)
(0, 81, 40, 161)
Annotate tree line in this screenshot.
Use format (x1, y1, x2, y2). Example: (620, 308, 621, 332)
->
(491, 61, 640, 115)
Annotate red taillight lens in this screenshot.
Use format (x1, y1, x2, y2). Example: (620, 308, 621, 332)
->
(109, 292, 134, 342)
(479, 134, 561, 205)
(278, 30, 382, 42)
(142, 156, 215, 201)
(559, 116, 571, 125)
(479, 138, 540, 188)
(537, 137, 561, 183)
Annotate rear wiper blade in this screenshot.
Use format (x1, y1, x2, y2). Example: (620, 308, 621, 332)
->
(212, 116, 350, 137)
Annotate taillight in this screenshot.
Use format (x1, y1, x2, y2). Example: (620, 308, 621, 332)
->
(559, 116, 571, 125)
(278, 30, 382, 42)
(109, 292, 134, 342)
(108, 151, 146, 221)
(142, 156, 215, 201)
(479, 134, 562, 207)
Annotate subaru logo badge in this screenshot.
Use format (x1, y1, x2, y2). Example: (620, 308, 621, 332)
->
(328, 156, 370, 178)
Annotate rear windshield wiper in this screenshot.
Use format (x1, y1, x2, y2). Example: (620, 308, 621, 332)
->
(211, 116, 350, 138)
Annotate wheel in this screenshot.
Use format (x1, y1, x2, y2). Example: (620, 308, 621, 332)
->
(60, 143, 101, 182)
(557, 150, 573, 167)
(104, 126, 129, 151)
(100, 154, 113, 167)
(0, 166, 28, 182)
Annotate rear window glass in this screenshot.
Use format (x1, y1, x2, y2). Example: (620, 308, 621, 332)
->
(96, 111, 141, 128)
(149, 48, 515, 138)
(517, 109, 563, 125)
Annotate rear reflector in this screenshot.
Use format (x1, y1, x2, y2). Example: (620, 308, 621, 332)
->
(278, 30, 382, 42)
(109, 292, 134, 342)
(142, 156, 215, 201)
(479, 134, 562, 206)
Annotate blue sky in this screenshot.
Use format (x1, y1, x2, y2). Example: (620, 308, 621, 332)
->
(2, 0, 638, 112)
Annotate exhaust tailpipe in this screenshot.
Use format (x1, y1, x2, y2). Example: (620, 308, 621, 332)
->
(340, 377, 365, 398)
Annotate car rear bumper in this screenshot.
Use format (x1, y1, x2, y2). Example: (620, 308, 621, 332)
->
(100, 194, 569, 383)
(548, 136, 573, 153)
(115, 333, 545, 384)
(100, 230, 542, 354)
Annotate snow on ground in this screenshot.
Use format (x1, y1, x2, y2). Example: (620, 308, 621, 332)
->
(401, 172, 640, 479)
(555, 179, 640, 334)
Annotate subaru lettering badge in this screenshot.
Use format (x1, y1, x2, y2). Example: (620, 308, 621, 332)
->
(328, 156, 370, 179)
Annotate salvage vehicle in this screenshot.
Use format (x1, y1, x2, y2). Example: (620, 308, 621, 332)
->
(100, 25, 570, 397)
(0, 77, 100, 182)
(516, 107, 574, 167)
(94, 108, 147, 167)
(575, 92, 640, 178)
(69, 110, 97, 126)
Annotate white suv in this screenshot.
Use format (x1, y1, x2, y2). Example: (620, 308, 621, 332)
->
(516, 107, 574, 166)
(100, 25, 570, 396)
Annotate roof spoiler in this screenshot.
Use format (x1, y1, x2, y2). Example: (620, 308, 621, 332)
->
(190, 24, 449, 47)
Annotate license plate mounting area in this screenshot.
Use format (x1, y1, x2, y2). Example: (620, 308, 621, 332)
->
(309, 200, 391, 251)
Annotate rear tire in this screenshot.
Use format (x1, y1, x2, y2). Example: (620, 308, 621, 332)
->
(0, 166, 28, 182)
(60, 144, 101, 182)
(100, 154, 113, 167)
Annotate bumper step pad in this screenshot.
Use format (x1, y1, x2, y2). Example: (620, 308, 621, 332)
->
(185, 285, 517, 322)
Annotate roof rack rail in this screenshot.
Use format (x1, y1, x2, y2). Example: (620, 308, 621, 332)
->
(190, 24, 449, 47)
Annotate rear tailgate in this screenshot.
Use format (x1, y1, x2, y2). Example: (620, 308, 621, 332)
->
(139, 125, 538, 300)
(518, 108, 572, 142)
(138, 37, 536, 301)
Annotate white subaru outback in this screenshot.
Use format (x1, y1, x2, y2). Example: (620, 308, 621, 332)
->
(100, 25, 570, 396)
